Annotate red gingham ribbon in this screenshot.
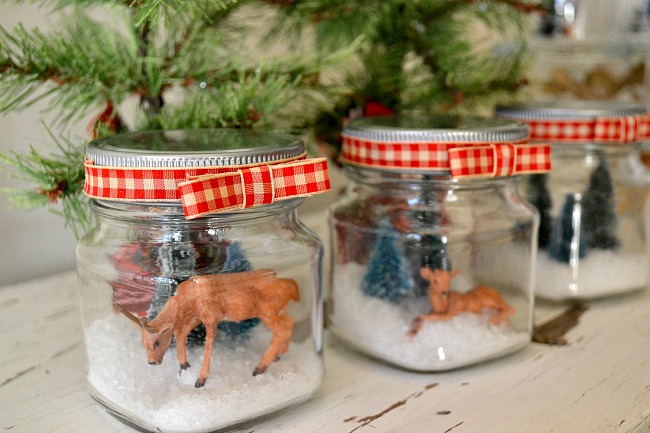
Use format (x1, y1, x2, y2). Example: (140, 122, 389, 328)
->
(340, 134, 549, 178)
(521, 114, 650, 144)
(84, 155, 331, 218)
(177, 158, 330, 219)
(448, 143, 551, 179)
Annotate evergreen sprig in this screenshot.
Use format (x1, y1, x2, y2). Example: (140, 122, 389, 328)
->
(0, 11, 142, 124)
(265, 0, 539, 144)
(0, 130, 90, 238)
(1, 0, 359, 236)
(1, 0, 540, 236)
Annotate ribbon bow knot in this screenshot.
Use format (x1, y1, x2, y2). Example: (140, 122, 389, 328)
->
(594, 116, 640, 143)
(178, 158, 330, 219)
(448, 143, 551, 179)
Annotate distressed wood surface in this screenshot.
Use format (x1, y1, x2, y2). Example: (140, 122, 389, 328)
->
(1, 270, 650, 433)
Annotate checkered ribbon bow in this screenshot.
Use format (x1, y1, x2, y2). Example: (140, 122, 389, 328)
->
(178, 158, 330, 219)
(340, 134, 551, 178)
(84, 157, 330, 219)
(448, 143, 551, 178)
(525, 114, 650, 144)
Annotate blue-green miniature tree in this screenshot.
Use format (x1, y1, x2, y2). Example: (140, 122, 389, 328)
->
(217, 242, 261, 340)
(221, 242, 252, 273)
(547, 194, 587, 263)
(362, 219, 414, 303)
(527, 173, 553, 249)
(582, 158, 620, 250)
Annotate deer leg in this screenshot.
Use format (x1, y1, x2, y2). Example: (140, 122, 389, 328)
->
(195, 322, 217, 388)
(175, 320, 199, 371)
(175, 330, 190, 371)
(407, 312, 455, 336)
(253, 314, 294, 376)
(275, 314, 294, 356)
(489, 304, 515, 325)
(407, 316, 424, 337)
(175, 327, 192, 371)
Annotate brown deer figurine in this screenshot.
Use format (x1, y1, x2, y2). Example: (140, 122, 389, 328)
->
(117, 268, 300, 388)
(408, 267, 514, 336)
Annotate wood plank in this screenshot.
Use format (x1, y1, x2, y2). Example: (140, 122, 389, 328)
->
(1, 271, 649, 433)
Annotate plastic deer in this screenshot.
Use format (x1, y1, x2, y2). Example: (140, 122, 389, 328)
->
(117, 269, 300, 387)
(408, 267, 513, 336)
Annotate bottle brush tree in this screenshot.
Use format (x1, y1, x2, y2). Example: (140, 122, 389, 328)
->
(547, 193, 587, 263)
(362, 218, 414, 303)
(582, 158, 620, 250)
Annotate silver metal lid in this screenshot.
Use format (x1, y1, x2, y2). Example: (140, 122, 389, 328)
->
(495, 101, 647, 121)
(86, 129, 305, 168)
(342, 115, 529, 143)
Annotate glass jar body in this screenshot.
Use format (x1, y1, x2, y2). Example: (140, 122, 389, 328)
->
(76, 199, 324, 433)
(525, 143, 650, 300)
(329, 167, 537, 371)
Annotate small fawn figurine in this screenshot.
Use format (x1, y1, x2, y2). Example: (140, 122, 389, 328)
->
(117, 268, 299, 387)
(408, 267, 513, 336)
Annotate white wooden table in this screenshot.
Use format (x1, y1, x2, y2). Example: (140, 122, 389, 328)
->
(1, 269, 650, 433)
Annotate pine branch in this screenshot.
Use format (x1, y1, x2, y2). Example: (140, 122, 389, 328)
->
(10, 0, 242, 27)
(0, 11, 143, 124)
(127, 0, 241, 28)
(0, 129, 91, 238)
(265, 0, 535, 113)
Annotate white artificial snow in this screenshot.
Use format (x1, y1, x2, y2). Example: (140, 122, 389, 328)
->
(84, 316, 323, 433)
(474, 241, 649, 301)
(536, 249, 649, 300)
(329, 263, 530, 371)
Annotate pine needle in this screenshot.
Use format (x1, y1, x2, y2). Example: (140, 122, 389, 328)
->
(0, 129, 91, 238)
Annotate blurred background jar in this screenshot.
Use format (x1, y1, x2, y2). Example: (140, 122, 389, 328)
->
(497, 102, 650, 301)
(76, 129, 329, 433)
(328, 115, 550, 371)
(529, 0, 650, 103)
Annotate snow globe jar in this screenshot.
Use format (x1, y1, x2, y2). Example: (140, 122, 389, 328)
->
(76, 129, 330, 433)
(497, 102, 650, 301)
(329, 115, 551, 371)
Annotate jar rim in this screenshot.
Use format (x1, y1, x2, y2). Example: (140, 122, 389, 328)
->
(495, 101, 647, 120)
(86, 129, 305, 168)
(342, 114, 528, 144)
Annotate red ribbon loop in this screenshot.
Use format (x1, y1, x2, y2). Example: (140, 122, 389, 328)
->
(178, 158, 331, 219)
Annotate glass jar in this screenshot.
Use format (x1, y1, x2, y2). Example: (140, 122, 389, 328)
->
(329, 115, 549, 371)
(76, 129, 329, 433)
(497, 102, 650, 301)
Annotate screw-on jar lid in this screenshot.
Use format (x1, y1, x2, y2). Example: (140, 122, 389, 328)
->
(495, 101, 646, 121)
(496, 101, 650, 145)
(86, 129, 305, 168)
(84, 129, 331, 219)
(342, 115, 528, 145)
(339, 114, 551, 178)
